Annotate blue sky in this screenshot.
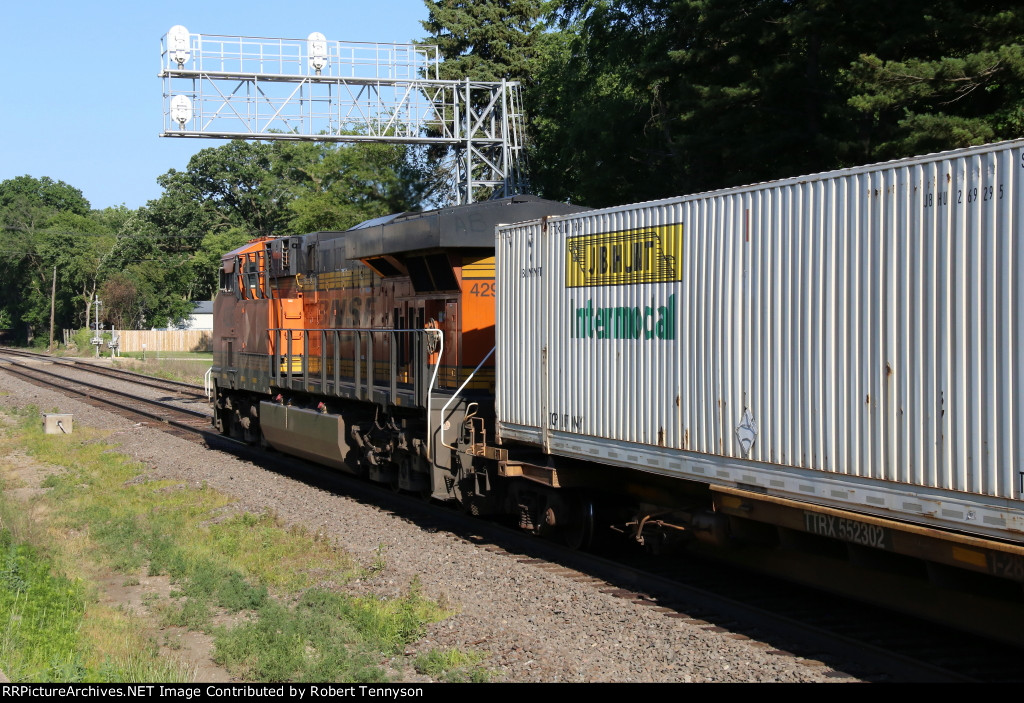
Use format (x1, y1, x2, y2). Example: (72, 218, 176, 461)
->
(0, 0, 431, 210)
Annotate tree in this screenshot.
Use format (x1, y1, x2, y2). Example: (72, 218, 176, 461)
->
(42, 211, 116, 332)
(100, 274, 146, 331)
(529, 0, 1024, 207)
(420, 1, 549, 200)
(0, 175, 95, 342)
(274, 141, 430, 233)
(527, 6, 656, 204)
(0, 175, 89, 217)
(421, 0, 548, 82)
(144, 170, 219, 255)
(137, 138, 431, 313)
(846, 2, 1024, 158)
(151, 141, 291, 240)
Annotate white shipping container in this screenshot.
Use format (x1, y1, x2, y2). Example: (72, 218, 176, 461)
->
(496, 139, 1024, 542)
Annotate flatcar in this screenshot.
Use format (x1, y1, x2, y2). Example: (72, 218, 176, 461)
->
(212, 143, 1024, 632)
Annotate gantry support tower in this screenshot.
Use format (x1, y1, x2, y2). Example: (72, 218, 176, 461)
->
(160, 27, 527, 204)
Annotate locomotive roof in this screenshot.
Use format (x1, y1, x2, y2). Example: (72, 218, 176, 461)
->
(343, 195, 588, 259)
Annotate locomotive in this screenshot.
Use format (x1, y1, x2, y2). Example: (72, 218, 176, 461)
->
(212, 143, 1024, 634)
(210, 195, 599, 542)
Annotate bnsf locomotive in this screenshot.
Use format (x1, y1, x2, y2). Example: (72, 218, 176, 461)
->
(212, 144, 1024, 641)
(211, 195, 598, 543)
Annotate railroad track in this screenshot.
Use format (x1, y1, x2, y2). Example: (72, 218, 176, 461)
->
(1, 353, 1020, 682)
(0, 354, 211, 439)
(0, 347, 208, 401)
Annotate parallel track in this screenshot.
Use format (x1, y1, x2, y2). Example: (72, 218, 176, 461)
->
(1, 351, 1021, 682)
(0, 347, 207, 400)
(0, 354, 210, 438)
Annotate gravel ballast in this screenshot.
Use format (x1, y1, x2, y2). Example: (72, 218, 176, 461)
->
(0, 366, 858, 683)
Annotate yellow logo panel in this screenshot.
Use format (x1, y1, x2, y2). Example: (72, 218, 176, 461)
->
(565, 224, 683, 287)
(462, 255, 495, 280)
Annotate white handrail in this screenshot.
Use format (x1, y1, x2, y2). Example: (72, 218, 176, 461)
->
(437, 346, 496, 456)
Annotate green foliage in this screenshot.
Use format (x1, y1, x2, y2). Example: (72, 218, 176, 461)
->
(421, 0, 547, 83)
(419, 0, 548, 196)
(169, 141, 291, 238)
(2, 412, 449, 683)
(846, 5, 1024, 158)
(531, 0, 1024, 205)
(273, 140, 430, 234)
(213, 581, 448, 683)
(213, 594, 380, 683)
(0, 175, 102, 342)
(0, 135, 426, 340)
(0, 530, 87, 681)
(0, 175, 89, 217)
(413, 647, 490, 682)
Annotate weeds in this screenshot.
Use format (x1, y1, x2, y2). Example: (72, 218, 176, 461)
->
(370, 543, 388, 574)
(413, 648, 491, 683)
(0, 404, 475, 683)
(0, 529, 85, 681)
(111, 357, 212, 386)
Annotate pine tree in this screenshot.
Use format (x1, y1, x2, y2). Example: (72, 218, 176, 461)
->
(420, 0, 547, 82)
(846, 1, 1024, 158)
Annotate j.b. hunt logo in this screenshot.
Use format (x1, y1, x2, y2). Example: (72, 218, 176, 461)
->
(565, 223, 683, 288)
(564, 223, 681, 341)
(571, 294, 676, 341)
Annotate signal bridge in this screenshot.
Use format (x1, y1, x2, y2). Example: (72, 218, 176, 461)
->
(159, 27, 527, 204)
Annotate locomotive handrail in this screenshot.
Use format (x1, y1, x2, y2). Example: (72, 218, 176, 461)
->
(437, 346, 496, 459)
(268, 326, 443, 457)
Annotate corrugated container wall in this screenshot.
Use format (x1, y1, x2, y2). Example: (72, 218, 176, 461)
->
(496, 140, 1024, 541)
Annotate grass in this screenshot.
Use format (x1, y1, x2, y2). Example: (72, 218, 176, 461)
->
(413, 648, 491, 683)
(0, 528, 88, 680)
(111, 357, 212, 385)
(0, 404, 488, 683)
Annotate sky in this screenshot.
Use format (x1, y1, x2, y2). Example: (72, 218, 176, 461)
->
(0, 0, 432, 211)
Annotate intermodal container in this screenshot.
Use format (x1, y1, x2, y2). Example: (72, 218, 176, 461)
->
(495, 139, 1024, 542)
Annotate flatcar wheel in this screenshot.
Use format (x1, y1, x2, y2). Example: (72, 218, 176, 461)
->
(562, 498, 595, 551)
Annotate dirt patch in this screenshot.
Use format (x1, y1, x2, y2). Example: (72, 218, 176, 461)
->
(88, 568, 237, 683)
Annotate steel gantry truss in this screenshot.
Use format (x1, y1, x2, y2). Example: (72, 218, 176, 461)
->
(159, 28, 527, 204)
